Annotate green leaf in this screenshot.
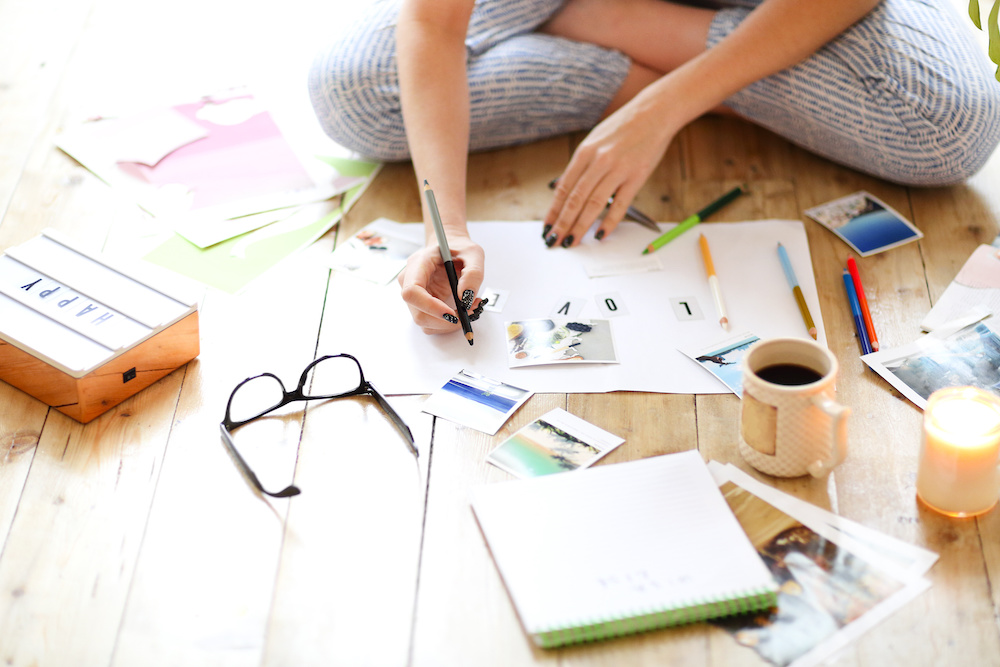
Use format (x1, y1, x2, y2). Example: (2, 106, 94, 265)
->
(989, 0, 1000, 67)
(973, 0, 1000, 78)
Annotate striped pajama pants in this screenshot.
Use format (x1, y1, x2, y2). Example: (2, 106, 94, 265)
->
(308, 0, 1000, 186)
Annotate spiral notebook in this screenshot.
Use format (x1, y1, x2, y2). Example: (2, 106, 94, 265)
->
(471, 450, 778, 648)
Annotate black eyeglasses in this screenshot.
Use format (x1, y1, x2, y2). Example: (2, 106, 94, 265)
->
(220, 353, 416, 498)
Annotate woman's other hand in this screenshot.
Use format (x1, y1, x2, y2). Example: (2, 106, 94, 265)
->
(543, 89, 676, 248)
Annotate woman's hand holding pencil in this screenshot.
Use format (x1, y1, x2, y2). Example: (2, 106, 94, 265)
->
(423, 180, 476, 345)
(398, 181, 486, 338)
(398, 239, 485, 336)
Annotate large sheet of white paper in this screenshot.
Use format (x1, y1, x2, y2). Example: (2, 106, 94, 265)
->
(325, 220, 825, 394)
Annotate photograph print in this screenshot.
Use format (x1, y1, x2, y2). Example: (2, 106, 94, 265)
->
(714, 481, 905, 667)
(505, 318, 618, 368)
(422, 369, 533, 435)
(487, 408, 624, 478)
(865, 321, 1000, 409)
(805, 191, 922, 256)
(329, 219, 421, 284)
(681, 331, 761, 397)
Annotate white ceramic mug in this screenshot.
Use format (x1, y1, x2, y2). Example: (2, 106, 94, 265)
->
(739, 338, 849, 477)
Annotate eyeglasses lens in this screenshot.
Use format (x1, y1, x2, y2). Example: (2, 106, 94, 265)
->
(229, 375, 286, 424)
(302, 355, 364, 398)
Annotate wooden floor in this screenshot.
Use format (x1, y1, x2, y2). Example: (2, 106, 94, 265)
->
(2, 0, 1000, 665)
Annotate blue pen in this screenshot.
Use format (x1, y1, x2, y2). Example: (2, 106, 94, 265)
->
(843, 270, 872, 355)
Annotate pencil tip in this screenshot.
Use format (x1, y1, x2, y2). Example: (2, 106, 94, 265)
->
(721, 318, 730, 330)
(642, 248, 649, 255)
(809, 329, 818, 340)
(423, 179, 429, 188)
(872, 341, 880, 351)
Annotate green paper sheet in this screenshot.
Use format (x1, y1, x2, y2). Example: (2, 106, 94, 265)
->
(143, 179, 371, 294)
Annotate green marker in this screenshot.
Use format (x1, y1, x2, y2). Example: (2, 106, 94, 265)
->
(642, 185, 745, 255)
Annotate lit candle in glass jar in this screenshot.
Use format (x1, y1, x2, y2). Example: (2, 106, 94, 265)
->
(917, 387, 1000, 517)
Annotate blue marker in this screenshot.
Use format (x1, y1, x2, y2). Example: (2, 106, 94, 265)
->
(843, 270, 872, 355)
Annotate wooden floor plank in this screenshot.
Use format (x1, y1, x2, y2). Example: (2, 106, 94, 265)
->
(0, 0, 98, 224)
(0, 1, 199, 665)
(412, 394, 565, 667)
(695, 177, 836, 514)
(0, 376, 182, 666)
(111, 240, 333, 666)
(794, 142, 1000, 666)
(0, 394, 51, 558)
(410, 141, 569, 666)
(687, 133, 819, 667)
(260, 242, 431, 664)
(682, 116, 800, 184)
(262, 393, 429, 666)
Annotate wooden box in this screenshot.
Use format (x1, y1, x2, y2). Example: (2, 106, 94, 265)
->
(0, 229, 200, 423)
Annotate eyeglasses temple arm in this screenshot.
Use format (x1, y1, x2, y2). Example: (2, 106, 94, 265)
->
(367, 384, 418, 458)
(219, 423, 302, 498)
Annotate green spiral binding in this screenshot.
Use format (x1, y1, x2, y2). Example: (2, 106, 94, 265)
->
(534, 586, 778, 649)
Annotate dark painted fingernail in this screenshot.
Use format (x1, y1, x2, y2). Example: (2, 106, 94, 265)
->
(561, 235, 574, 248)
(595, 229, 605, 241)
(548, 177, 558, 189)
(542, 224, 552, 238)
(545, 233, 557, 248)
(469, 298, 488, 322)
(443, 313, 458, 324)
(462, 289, 475, 308)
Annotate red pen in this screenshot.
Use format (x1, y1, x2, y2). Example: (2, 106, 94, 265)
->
(847, 257, 878, 352)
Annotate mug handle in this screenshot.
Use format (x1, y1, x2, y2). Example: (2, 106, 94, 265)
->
(806, 396, 851, 477)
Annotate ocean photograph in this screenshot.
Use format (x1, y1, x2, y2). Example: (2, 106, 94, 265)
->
(488, 418, 600, 478)
(837, 207, 920, 255)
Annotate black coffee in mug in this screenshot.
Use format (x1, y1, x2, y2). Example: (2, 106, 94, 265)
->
(755, 363, 823, 386)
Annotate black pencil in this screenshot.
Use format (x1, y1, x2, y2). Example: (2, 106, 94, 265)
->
(424, 180, 474, 345)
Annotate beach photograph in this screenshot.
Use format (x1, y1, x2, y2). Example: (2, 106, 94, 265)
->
(487, 409, 623, 478)
(422, 369, 532, 435)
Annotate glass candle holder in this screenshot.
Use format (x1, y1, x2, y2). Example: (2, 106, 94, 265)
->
(917, 387, 1000, 517)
